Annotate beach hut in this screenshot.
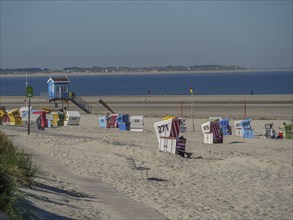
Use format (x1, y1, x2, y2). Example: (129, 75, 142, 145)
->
(47, 77, 70, 100)
(130, 115, 144, 132)
(219, 118, 232, 136)
(116, 114, 130, 131)
(201, 121, 223, 144)
(98, 115, 107, 128)
(65, 111, 80, 126)
(154, 118, 182, 154)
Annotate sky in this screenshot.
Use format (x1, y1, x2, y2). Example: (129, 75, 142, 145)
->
(0, 0, 292, 70)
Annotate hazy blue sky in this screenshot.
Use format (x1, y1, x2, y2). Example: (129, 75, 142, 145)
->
(1, 1, 292, 69)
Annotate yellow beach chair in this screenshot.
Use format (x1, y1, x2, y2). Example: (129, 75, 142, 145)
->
(51, 112, 59, 127)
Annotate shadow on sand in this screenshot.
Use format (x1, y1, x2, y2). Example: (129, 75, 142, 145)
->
(147, 177, 168, 182)
(19, 175, 97, 220)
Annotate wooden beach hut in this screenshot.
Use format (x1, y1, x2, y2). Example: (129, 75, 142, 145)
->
(47, 76, 92, 113)
(47, 77, 70, 100)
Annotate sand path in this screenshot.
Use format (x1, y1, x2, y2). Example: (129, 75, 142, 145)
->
(4, 127, 166, 220)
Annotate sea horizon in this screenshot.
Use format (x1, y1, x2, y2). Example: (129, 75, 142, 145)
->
(0, 70, 292, 97)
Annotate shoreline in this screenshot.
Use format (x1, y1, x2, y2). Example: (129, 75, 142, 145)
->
(0, 68, 292, 78)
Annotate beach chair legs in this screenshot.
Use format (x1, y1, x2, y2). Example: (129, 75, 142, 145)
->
(126, 157, 150, 180)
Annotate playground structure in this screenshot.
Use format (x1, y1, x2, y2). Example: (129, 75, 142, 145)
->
(47, 77, 92, 113)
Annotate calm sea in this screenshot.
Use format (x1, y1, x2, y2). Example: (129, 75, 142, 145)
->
(0, 71, 292, 96)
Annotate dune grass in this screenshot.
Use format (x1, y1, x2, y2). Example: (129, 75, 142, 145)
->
(0, 130, 40, 219)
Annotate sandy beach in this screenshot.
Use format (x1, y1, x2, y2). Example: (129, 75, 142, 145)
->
(1, 94, 292, 119)
(0, 95, 292, 219)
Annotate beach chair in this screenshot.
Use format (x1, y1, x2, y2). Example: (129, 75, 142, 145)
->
(154, 118, 182, 154)
(240, 119, 254, 139)
(201, 121, 223, 144)
(130, 115, 144, 132)
(282, 123, 293, 139)
(51, 112, 59, 127)
(219, 118, 232, 136)
(176, 136, 193, 158)
(263, 123, 274, 138)
(126, 157, 150, 179)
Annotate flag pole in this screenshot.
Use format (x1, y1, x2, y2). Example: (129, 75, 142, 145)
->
(190, 88, 195, 132)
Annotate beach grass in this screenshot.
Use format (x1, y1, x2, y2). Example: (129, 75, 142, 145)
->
(0, 130, 40, 219)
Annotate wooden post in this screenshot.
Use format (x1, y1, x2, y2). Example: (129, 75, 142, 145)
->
(28, 98, 31, 135)
(244, 99, 246, 119)
(181, 101, 183, 117)
(190, 88, 195, 132)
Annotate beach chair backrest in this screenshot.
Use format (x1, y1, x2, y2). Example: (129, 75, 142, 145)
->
(170, 118, 181, 138)
(126, 157, 137, 170)
(201, 121, 211, 134)
(210, 121, 221, 137)
(263, 123, 273, 137)
(219, 119, 231, 135)
(154, 119, 173, 141)
(51, 112, 59, 126)
(130, 115, 144, 131)
(240, 119, 251, 129)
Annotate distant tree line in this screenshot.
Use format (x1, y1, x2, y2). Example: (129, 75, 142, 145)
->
(0, 65, 246, 74)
